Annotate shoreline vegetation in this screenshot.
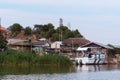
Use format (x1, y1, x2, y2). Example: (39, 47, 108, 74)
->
(0, 49, 73, 67)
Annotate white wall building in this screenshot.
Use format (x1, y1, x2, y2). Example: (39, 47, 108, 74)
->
(51, 41, 62, 49)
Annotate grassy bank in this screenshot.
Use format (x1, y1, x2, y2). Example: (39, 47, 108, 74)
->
(0, 49, 72, 67)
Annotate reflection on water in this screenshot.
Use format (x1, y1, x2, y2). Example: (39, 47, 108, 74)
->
(0, 65, 72, 75)
(0, 64, 120, 75)
(75, 64, 120, 72)
(0, 64, 120, 80)
(75, 65, 102, 72)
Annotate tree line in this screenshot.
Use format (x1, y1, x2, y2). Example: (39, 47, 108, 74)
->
(8, 23, 83, 41)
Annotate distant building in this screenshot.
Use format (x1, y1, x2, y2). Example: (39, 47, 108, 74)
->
(76, 42, 113, 58)
(61, 38, 90, 56)
(51, 41, 62, 53)
(82, 42, 113, 50)
(0, 26, 7, 37)
(62, 38, 90, 48)
(81, 42, 113, 54)
(7, 39, 30, 51)
(0, 26, 6, 31)
(32, 38, 50, 47)
(51, 41, 62, 49)
(32, 38, 50, 54)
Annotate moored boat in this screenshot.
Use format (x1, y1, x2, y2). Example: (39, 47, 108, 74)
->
(75, 47, 106, 65)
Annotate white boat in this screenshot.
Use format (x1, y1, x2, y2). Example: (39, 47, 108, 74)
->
(75, 47, 106, 65)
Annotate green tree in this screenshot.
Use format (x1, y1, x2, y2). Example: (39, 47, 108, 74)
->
(47, 23, 54, 30)
(10, 23, 23, 37)
(56, 26, 83, 41)
(114, 48, 120, 54)
(64, 29, 74, 39)
(73, 29, 83, 37)
(24, 26, 32, 35)
(33, 24, 43, 32)
(46, 29, 55, 39)
(33, 23, 55, 39)
(51, 33, 59, 41)
(0, 31, 8, 51)
(33, 24, 43, 39)
(33, 23, 83, 41)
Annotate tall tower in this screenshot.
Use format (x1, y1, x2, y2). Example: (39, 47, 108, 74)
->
(59, 18, 63, 41)
(59, 18, 63, 27)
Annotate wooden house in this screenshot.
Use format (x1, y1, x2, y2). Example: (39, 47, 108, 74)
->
(82, 42, 113, 51)
(32, 38, 50, 54)
(61, 38, 90, 56)
(77, 42, 113, 56)
(75, 42, 113, 59)
(7, 39, 31, 51)
(62, 38, 90, 48)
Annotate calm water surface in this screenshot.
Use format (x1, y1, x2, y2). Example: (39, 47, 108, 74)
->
(0, 64, 120, 80)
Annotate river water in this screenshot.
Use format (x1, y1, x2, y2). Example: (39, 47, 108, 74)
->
(0, 64, 120, 80)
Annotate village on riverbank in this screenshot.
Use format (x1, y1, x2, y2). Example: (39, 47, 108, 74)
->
(0, 22, 120, 66)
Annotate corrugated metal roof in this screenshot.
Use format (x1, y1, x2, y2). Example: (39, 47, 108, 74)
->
(82, 42, 113, 49)
(32, 39, 50, 47)
(7, 39, 28, 45)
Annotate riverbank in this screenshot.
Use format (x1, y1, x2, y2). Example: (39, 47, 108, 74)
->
(106, 54, 120, 64)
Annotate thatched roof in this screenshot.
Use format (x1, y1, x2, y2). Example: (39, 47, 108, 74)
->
(62, 38, 90, 47)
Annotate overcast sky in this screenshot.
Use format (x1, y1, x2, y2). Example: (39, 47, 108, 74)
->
(0, 0, 120, 45)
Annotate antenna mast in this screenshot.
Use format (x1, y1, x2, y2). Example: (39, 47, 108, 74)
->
(59, 18, 63, 41)
(59, 18, 63, 27)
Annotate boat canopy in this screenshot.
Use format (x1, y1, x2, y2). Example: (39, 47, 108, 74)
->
(77, 47, 89, 51)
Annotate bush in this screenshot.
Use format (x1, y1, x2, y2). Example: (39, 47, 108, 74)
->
(39, 54, 72, 66)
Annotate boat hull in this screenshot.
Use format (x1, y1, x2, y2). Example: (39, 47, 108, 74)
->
(75, 57, 105, 65)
